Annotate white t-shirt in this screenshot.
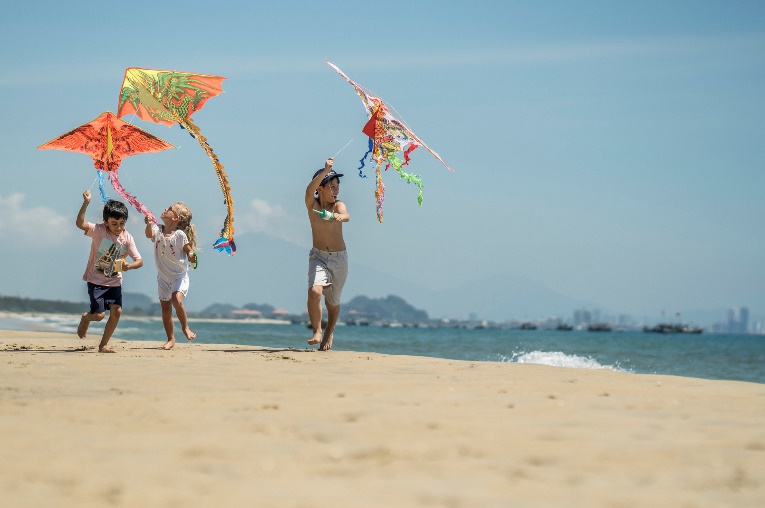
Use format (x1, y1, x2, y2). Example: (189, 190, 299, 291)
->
(149, 223, 190, 281)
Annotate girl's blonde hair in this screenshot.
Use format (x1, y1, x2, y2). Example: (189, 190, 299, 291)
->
(173, 201, 197, 251)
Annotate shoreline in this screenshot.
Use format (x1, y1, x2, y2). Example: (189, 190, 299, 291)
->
(2, 330, 764, 507)
(0, 310, 293, 327)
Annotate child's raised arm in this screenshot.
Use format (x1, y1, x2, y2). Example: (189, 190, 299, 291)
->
(144, 215, 154, 238)
(305, 158, 333, 209)
(75, 190, 91, 232)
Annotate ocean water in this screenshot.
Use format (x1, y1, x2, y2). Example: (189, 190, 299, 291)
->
(2, 313, 764, 384)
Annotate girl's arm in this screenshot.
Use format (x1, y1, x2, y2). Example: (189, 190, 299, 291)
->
(184, 244, 197, 267)
(144, 215, 154, 238)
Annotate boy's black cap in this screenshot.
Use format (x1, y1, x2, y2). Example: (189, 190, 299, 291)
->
(313, 168, 344, 185)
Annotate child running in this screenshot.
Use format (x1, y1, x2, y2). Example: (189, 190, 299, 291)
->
(145, 202, 198, 350)
(305, 157, 350, 351)
(76, 190, 143, 353)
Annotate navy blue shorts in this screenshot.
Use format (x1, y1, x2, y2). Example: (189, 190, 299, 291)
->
(87, 283, 122, 314)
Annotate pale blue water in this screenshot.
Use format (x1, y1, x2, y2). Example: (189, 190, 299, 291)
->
(2, 314, 764, 384)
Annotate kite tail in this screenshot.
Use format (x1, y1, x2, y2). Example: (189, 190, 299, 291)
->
(357, 138, 373, 178)
(213, 236, 236, 255)
(402, 144, 418, 166)
(107, 169, 157, 224)
(96, 170, 110, 204)
(385, 149, 424, 206)
(375, 164, 385, 223)
(397, 169, 424, 206)
(182, 117, 236, 255)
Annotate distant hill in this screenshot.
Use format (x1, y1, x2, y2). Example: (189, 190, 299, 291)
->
(243, 302, 275, 314)
(200, 303, 238, 316)
(0, 295, 84, 314)
(0, 293, 157, 315)
(122, 292, 155, 311)
(345, 295, 429, 323)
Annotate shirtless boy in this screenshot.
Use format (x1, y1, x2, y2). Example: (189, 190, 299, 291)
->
(305, 158, 350, 351)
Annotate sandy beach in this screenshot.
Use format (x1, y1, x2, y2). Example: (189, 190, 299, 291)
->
(1, 330, 763, 507)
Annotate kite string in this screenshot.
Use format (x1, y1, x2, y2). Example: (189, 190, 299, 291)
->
(332, 138, 354, 159)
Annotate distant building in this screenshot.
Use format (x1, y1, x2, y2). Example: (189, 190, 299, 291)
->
(574, 309, 592, 326)
(728, 308, 738, 332)
(728, 307, 750, 333)
(740, 307, 749, 333)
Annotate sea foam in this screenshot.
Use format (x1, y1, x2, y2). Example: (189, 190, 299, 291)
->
(510, 351, 628, 373)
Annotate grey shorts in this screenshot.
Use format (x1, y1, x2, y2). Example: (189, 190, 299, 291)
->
(308, 248, 348, 307)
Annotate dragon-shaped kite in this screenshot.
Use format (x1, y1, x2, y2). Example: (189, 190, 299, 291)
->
(38, 111, 175, 222)
(326, 61, 454, 222)
(117, 68, 236, 254)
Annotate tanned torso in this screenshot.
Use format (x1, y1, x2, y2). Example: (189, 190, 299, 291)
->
(308, 198, 347, 252)
(304, 158, 349, 252)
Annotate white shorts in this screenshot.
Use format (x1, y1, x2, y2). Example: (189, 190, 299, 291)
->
(157, 274, 189, 301)
(308, 248, 348, 307)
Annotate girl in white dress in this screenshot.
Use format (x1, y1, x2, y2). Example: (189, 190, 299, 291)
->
(145, 202, 198, 349)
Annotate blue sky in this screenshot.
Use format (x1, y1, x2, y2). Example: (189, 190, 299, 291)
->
(1, 1, 763, 324)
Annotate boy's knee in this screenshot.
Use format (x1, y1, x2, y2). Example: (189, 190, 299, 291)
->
(109, 305, 122, 317)
(308, 286, 323, 299)
(91, 312, 106, 321)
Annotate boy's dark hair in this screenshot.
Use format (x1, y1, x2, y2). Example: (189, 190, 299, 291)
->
(103, 200, 129, 221)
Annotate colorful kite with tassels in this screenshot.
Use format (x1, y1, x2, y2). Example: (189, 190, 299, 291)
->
(326, 61, 454, 222)
(38, 111, 175, 222)
(117, 67, 236, 255)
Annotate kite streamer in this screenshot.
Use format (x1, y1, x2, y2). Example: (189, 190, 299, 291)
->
(117, 68, 236, 254)
(89, 170, 111, 204)
(108, 168, 157, 224)
(326, 61, 453, 222)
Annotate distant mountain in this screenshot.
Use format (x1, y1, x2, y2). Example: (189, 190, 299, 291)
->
(0, 295, 83, 314)
(345, 295, 429, 323)
(200, 303, 238, 316)
(243, 302, 276, 314)
(122, 292, 155, 311)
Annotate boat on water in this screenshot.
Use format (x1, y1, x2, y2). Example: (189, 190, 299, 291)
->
(587, 323, 612, 332)
(644, 323, 703, 334)
(519, 322, 538, 330)
(555, 323, 573, 331)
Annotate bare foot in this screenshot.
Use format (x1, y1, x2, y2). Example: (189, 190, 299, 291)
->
(98, 347, 116, 353)
(308, 331, 322, 345)
(183, 327, 196, 341)
(77, 314, 89, 338)
(319, 333, 333, 351)
(161, 339, 175, 350)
